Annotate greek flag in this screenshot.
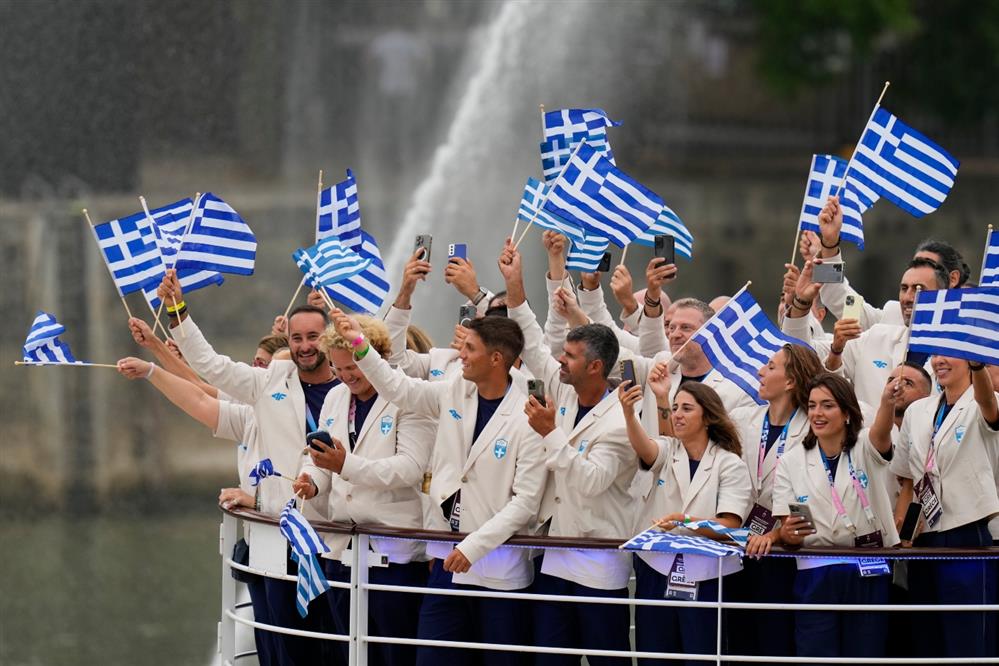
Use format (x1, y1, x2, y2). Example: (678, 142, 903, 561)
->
(517, 177, 585, 246)
(294, 237, 372, 291)
(632, 204, 694, 260)
(909, 287, 999, 366)
(142, 197, 224, 308)
(174, 193, 257, 275)
(687, 520, 752, 548)
(692, 289, 811, 405)
(279, 499, 330, 617)
(544, 143, 662, 248)
(92, 210, 166, 296)
(541, 108, 620, 183)
(846, 107, 959, 218)
(315, 170, 390, 314)
(317, 169, 361, 245)
(22, 312, 78, 363)
(248, 458, 282, 487)
(565, 234, 610, 272)
(799, 154, 874, 249)
(620, 527, 743, 558)
(980, 229, 998, 286)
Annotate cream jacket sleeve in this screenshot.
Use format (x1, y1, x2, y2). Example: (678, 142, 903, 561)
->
(356, 347, 445, 419)
(173, 316, 269, 405)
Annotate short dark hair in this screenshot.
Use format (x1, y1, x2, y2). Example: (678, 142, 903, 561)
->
(914, 239, 970, 286)
(802, 373, 864, 452)
(288, 304, 330, 327)
(466, 316, 524, 369)
(566, 323, 619, 379)
(901, 360, 933, 390)
(907, 257, 948, 290)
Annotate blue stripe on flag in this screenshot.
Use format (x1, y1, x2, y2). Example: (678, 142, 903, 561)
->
(632, 204, 694, 259)
(909, 288, 999, 366)
(174, 193, 257, 275)
(565, 234, 610, 272)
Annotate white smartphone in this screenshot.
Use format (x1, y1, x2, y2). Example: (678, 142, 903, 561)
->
(842, 293, 865, 321)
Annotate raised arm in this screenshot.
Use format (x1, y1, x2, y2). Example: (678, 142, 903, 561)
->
(971, 362, 999, 427)
(618, 381, 658, 466)
(128, 317, 218, 398)
(117, 357, 220, 430)
(869, 378, 900, 455)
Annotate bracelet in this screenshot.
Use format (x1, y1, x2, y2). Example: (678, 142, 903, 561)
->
(969, 362, 986, 371)
(354, 343, 370, 360)
(829, 346, 844, 356)
(820, 237, 840, 250)
(165, 300, 186, 313)
(351, 334, 366, 348)
(167, 305, 188, 318)
(791, 296, 813, 309)
(144, 363, 156, 380)
(253, 488, 261, 512)
(644, 295, 662, 308)
(683, 514, 692, 524)
(471, 287, 488, 305)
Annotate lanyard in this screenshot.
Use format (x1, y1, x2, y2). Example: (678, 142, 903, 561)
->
(923, 397, 950, 475)
(305, 403, 318, 433)
(347, 396, 358, 451)
(818, 448, 873, 529)
(757, 409, 796, 484)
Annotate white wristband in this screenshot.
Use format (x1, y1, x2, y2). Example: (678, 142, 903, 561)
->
(145, 363, 156, 380)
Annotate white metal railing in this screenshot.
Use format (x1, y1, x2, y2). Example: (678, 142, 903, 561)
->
(218, 507, 999, 665)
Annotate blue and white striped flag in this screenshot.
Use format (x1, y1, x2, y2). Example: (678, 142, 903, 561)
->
(22, 312, 79, 363)
(316, 171, 391, 314)
(92, 210, 166, 296)
(174, 193, 257, 275)
(980, 229, 998, 286)
(248, 458, 282, 487)
(294, 237, 372, 291)
(687, 520, 752, 548)
(541, 108, 620, 183)
(142, 197, 224, 308)
(692, 289, 811, 405)
(846, 106, 959, 218)
(279, 498, 330, 617)
(565, 234, 611, 272)
(317, 169, 361, 245)
(517, 177, 585, 247)
(633, 204, 694, 260)
(799, 154, 874, 249)
(620, 528, 743, 558)
(909, 287, 999, 366)
(544, 143, 662, 248)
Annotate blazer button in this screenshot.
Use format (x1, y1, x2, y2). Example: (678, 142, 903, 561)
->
(554, 497, 561, 504)
(440, 494, 447, 500)
(461, 476, 468, 483)
(346, 494, 352, 501)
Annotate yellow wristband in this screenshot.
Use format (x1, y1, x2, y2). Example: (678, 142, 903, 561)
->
(166, 300, 186, 313)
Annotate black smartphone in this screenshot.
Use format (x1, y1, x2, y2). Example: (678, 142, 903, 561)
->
(458, 305, 476, 326)
(306, 430, 334, 452)
(812, 262, 845, 284)
(596, 251, 612, 273)
(414, 234, 432, 262)
(654, 234, 675, 266)
(620, 359, 638, 387)
(527, 379, 546, 407)
(898, 501, 922, 542)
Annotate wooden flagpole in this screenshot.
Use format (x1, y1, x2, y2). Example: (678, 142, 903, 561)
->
(284, 171, 325, 320)
(668, 281, 752, 371)
(514, 140, 587, 250)
(619, 244, 629, 267)
(15, 361, 118, 368)
(979, 225, 994, 285)
(83, 208, 135, 322)
(140, 196, 185, 339)
(837, 81, 890, 193)
(151, 192, 202, 338)
(895, 285, 922, 389)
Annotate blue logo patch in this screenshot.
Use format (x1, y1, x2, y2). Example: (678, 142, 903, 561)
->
(325, 417, 335, 427)
(493, 438, 508, 460)
(430, 369, 444, 377)
(380, 415, 393, 435)
(270, 392, 287, 401)
(449, 409, 462, 420)
(857, 470, 869, 489)
(559, 407, 566, 416)
(578, 439, 589, 453)
(873, 360, 888, 369)
(796, 495, 809, 503)
(657, 479, 665, 487)
(955, 425, 966, 444)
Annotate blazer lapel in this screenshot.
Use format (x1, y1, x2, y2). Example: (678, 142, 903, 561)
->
(933, 386, 974, 450)
(566, 390, 615, 443)
(353, 396, 390, 454)
(672, 445, 690, 498)
(684, 443, 716, 510)
(463, 386, 516, 473)
(287, 367, 307, 439)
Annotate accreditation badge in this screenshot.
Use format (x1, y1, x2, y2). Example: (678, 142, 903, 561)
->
(855, 530, 890, 577)
(914, 473, 943, 527)
(665, 555, 698, 601)
(744, 503, 776, 536)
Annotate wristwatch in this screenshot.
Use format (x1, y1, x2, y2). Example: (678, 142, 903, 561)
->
(471, 287, 488, 305)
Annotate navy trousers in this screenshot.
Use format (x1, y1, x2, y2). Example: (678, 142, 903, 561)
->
(532, 571, 631, 666)
(415, 559, 529, 666)
(263, 554, 336, 666)
(793, 563, 890, 662)
(723, 556, 797, 659)
(909, 519, 997, 658)
(633, 556, 723, 666)
(323, 558, 427, 666)
(245, 573, 279, 665)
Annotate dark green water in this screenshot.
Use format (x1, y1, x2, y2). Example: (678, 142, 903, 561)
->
(1, 511, 220, 665)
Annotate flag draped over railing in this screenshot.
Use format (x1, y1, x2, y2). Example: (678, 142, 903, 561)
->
(799, 154, 874, 250)
(692, 289, 811, 405)
(279, 498, 331, 617)
(22, 312, 79, 363)
(620, 527, 743, 558)
(909, 287, 999, 366)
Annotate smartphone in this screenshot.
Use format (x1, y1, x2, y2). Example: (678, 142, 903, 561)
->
(898, 501, 922, 542)
(654, 235, 675, 266)
(788, 502, 815, 526)
(596, 251, 612, 273)
(812, 262, 845, 284)
(306, 430, 334, 452)
(842, 293, 864, 321)
(414, 234, 432, 262)
(448, 243, 467, 261)
(620, 359, 638, 387)
(527, 379, 546, 407)
(458, 305, 476, 326)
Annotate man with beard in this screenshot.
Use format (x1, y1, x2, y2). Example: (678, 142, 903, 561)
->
(157, 270, 337, 666)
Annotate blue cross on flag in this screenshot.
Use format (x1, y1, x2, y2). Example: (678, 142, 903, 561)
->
(909, 287, 999, 366)
(799, 154, 875, 250)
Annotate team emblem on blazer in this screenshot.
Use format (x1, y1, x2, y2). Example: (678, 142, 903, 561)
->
(857, 469, 869, 489)
(380, 415, 393, 435)
(955, 425, 966, 443)
(493, 438, 508, 459)
(873, 360, 888, 369)
(578, 439, 589, 453)
(430, 369, 444, 377)
(325, 417, 335, 427)
(449, 409, 462, 420)
(270, 392, 287, 401)
(796, 495, 809, 503)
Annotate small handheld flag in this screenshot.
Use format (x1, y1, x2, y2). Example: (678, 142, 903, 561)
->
(799, 154, 874, 250)
(540, 108, 621, 183)
(620, 527, 743, 558)
(279, 498, 331, 617)
(908, 288, 999, 366)
(517, 177, 585, 247)
(293, 237, 372, 291)
(632, 204, 694, 260)
(174, 193, 257, 275)
(980, 227, 998, 287)
(565, 234, 611, 273)
(248, 458, 282, 487)
(22, 312, 79, 363)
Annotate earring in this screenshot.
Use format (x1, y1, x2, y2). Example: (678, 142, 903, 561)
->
(845, 418, 850, 425)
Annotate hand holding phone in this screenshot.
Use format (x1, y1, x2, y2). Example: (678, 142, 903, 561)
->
(527, 379, 546, 407)
(898, 501, 922, 543)
(458, 305, 476, 326)
(620, 359, 638, 387)
(448, 243, 468, 261)
(812, 262, 845, 284)
(654, 235, 675, 266)
(306, 430, 334, 452)
(597, 252, 612, 273)
(842, 293, 864, 321)
(414, 234, 433, 262)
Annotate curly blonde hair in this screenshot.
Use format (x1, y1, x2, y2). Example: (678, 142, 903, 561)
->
(319, 315, 392, 358)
